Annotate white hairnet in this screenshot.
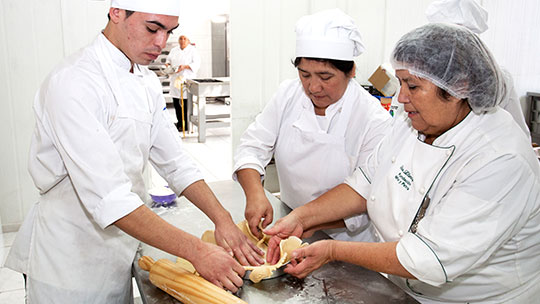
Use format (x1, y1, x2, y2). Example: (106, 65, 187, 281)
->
(390, 23, 506, 114)
(295, 8, 365, 61)
(425, 0, 488, 34)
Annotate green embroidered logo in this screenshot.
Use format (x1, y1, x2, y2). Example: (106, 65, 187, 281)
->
(394, 165, 413, 190)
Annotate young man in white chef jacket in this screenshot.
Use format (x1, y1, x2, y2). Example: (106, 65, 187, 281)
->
(5, 1, 263, 302)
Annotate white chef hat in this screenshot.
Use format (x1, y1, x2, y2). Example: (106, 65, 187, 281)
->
(425, 0, 488, 34)
(295, 8, 365, 61)
(111, 0, 181, 17)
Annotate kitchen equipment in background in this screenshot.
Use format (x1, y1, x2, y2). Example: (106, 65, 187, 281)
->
(527, 92, 540, 144)
(186, 77, 231, 143)
(211, 14, 230, 77)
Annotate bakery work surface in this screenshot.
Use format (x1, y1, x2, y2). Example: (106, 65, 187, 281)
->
(132, 180, 419, 304)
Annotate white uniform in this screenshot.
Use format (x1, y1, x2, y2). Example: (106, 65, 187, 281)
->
(234, 78, 391, 242)
(5, 34, 203, 303)
(500, 69, 531, 141)
(345, 108, 540, 303)
(165, 44, 201, 98)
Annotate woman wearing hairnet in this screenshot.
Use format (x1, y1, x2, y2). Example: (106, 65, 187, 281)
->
(233, 9, 390, 241)
(425, 0, 531, 141)
(265, 23, 540, 303)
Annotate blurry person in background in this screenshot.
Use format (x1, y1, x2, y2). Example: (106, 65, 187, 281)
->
(166, 34, 201, 132)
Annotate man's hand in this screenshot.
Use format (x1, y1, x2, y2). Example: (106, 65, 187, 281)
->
(191, 241, 246, 292)
(263, 212, 305, 264)
(214, 220, 265, 266)
(283, 240, 334, 279)
(245, 195, 273, 239)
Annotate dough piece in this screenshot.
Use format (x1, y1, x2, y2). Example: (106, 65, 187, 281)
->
(243, 236, 307, 283)
(201, 220, 308, 283)
(175, 257, 196, 274)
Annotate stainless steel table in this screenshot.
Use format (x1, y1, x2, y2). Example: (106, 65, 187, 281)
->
(132, 180, 419, 304)
(185, 78, 231, 143)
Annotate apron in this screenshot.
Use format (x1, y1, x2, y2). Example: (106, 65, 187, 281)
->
(9, 35, 155, 304)
(274, 92, 372, 241)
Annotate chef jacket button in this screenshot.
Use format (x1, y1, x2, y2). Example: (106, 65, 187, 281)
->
(419, 187, 426, 194)
(391, 156, 396, 163)
(398, 230, 404, 237)
(374, 232, 380, 240)
(370, 195, 376, 201)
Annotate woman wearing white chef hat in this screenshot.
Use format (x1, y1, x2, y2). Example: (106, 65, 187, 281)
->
(233, 9, 391, 241)
(265, 23, 540, 303)
(5, 0, 264, 302)
(425, 0, 531, 141)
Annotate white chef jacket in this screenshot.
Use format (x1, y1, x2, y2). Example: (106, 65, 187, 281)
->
(500, 69, 531, 142)
(345, 108, 540, 303)
(5, 34, 203, 303)
(233, 78, 391, 242)
(165, 44, 201, 98)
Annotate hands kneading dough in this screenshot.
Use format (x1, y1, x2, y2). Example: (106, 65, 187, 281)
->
(196, 220, 308, 283)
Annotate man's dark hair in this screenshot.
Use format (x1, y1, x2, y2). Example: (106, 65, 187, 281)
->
(107, 9, 135, 20)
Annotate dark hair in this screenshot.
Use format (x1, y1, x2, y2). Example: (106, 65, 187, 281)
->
(107, 9, 135, 20)
(436, 87, 452, 101)
(293, 57, 354, 75)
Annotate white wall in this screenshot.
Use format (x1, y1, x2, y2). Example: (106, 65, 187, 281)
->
(230, 0, 540, 150)
(481, 0, 540, 114)
(0, 0, 109, 232)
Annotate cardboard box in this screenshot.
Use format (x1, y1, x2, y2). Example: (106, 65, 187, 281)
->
(368, 65, 400, 97)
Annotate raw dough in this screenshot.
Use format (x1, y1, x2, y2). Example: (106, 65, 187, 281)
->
(243, 235, 306, 283)
(200, 220, 307, 283)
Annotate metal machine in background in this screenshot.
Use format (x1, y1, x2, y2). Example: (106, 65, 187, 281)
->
(211, 14, 230, 77)
(185, 78, 231, 143)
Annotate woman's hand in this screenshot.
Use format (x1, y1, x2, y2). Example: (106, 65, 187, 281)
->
(284, 240, 335, 279)
(263, 212, 305, 264)
(191, 241, 245, 292)
(245, 195, 274, 239)
(214, 220, 265, 266)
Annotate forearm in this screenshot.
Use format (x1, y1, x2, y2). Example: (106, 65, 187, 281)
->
(306, 220, 345, 231)
(181, 180, 233, 225)
(332, 241, 415, 279)
(295, 183, 366, 231)
(237, 168, 267, 202)
(114, 205, 204, 262)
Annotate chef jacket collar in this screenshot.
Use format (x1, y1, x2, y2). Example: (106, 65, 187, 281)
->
(99, 33, 135, 73)
(428, 110, 475, 146)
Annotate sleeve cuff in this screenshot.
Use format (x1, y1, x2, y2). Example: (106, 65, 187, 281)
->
(344, 214, 370, 232)
(93, 183, 144, 229)
(167, 166, 204, 196)
(396, 233, 448, 286)
(232, 161, 265, 181)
